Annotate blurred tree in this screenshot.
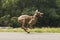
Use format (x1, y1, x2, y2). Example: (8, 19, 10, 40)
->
(0, 0, 60, 27)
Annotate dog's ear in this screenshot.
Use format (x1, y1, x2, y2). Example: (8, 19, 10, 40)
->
(35, 10, 38, 13)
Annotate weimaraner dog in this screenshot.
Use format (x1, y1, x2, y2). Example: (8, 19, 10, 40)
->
(18, 10, 43, 33)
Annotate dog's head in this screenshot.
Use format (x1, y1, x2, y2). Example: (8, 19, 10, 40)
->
(34, 10, 43, 17)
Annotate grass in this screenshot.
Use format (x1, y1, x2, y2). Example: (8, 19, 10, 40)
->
(0, 27, 60, 33)
(30, 28, 60, 33)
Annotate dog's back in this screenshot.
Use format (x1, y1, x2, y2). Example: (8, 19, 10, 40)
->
(18, 15, 33, 24)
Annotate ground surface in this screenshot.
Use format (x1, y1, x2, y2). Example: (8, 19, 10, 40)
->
(0, 32, 60, 40)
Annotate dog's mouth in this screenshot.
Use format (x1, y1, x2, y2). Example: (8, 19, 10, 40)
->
(40, 13, 43, 17)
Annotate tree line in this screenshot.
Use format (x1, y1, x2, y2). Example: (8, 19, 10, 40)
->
(0, 0, 60, 28)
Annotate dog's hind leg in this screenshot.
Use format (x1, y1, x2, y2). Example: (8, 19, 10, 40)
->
(22, 19, 30, 33)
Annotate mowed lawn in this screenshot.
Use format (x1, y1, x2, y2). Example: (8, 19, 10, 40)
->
(0, 27, 60, 33)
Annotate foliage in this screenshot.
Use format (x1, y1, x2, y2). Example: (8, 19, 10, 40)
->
(9, 17, 20, 28)
(0, 15, 10, 26)
(0, 0, 60, 27)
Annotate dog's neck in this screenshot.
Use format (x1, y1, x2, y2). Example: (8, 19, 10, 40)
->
(32, 14, 38, 20)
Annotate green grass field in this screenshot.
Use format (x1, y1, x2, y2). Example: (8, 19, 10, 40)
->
(0, 27, 60, 33)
